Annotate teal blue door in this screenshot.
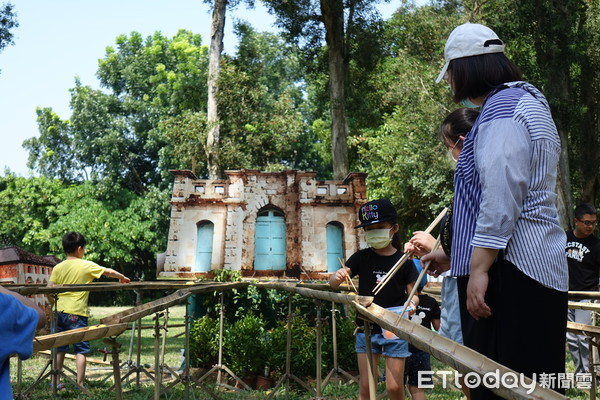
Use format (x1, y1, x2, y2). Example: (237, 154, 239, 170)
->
(326, 223, 344, 273)
(254, 210, 286, 270)
(194, 221, 214, 272)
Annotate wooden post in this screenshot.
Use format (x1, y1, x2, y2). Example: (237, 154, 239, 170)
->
(285, 294, 292, 398)
(135, 289, 142, 387)
(315, 300, 322, 398)
(216, 291, 225, 385)
(364, 322, 377, 400)
(153, 312, 163, 400)
(104, 338, 123, 400)
(183, 305, 191, 400)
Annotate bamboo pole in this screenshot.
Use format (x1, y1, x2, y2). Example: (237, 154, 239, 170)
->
(373, 208, 447, 294)
(33, 323, 128, 353)
(153, 313, 162, 400)
(255, 282, 373, 307)
(399, 235, 441, 319)
(104, 338, 123, 400)
(364, 322, 377, 400)
(315, 300, 322, 398)
(354, 301, 568, 400)
(338, 257, 358, 293)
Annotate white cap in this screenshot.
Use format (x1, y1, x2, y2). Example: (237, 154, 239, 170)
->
(435, 22, 505, 83)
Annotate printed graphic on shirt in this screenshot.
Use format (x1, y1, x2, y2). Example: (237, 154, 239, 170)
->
(410, 311, 426, 325)
(566, 242, 590, 263)
(373, 269, 388, 284)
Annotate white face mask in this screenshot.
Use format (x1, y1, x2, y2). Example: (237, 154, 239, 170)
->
(365, 228, 392, 249)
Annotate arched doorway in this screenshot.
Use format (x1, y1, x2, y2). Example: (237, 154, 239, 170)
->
(195, 221, 214, 272)
(254, 209, 286, 270)
(326, 222, 344, 273)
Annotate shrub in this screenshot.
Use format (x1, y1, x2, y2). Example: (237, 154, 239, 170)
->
(189, 315, 219, 368)
(267, 312, 318, 378)
(223, 314, 267, 376)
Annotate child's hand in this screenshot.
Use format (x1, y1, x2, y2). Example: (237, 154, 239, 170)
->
(120, 277, 131, 284)
(334, 267, 351, 283)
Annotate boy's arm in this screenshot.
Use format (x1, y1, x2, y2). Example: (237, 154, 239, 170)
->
(0, 285, 46, 329)
(102, 268, 131, 283)
(432, 318, 441, 331)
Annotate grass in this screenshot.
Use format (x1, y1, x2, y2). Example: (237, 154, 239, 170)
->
(9, 305, 596, 399)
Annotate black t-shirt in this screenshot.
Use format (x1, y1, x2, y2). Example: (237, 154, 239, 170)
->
(566, 230, 600, 291)
(346, 248, 418, 333)
(408, 294, 441, 353)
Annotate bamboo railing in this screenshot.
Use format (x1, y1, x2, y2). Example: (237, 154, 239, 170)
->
(5, 280, 594, 399)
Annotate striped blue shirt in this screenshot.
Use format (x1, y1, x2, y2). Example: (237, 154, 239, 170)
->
(451, 81, 568, 292)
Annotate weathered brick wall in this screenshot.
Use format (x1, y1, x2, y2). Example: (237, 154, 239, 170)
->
(159, 169, 367, 279)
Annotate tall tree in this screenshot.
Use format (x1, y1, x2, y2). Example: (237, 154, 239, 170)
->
(204, 0, 256, 179)
(355, 3, 461, 235)
(0, 2, 18, 74)
(263, 0, 382, 179)
(468, 0, 600, 227)
(205, 0, 228, 179)
(24, 31, 209, 193)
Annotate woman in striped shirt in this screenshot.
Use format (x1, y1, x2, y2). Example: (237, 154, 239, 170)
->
(422, 23, 568, 399)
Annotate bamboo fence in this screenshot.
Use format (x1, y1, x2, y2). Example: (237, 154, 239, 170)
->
(5, 280, 595, 399)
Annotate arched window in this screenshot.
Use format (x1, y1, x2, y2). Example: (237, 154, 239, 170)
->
(326, 222, 345, 273)
(194, 221, 215, 272)
(254, 209, 286, 270)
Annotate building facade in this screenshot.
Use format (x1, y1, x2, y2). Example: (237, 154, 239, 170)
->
(0, 247, 60, 307)
(158, 169, 369, 279)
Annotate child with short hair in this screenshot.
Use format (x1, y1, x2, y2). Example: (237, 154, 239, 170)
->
(404, 262, 441, 400)
(47, 231, 130, 389)
(330, 199, 418, 400)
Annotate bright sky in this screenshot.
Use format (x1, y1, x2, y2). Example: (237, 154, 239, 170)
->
(0, 1, 406, 176)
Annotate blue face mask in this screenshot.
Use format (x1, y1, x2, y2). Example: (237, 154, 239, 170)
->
(460, 98, 479, 108)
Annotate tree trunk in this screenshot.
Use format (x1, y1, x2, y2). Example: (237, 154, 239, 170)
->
(578, 35, 600, 207)
(556, 131, 574, 230)
(206, 0, 227, 179)
(321, 0, 349, 180)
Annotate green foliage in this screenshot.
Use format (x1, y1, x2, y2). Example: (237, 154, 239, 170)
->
(0, 174, 169, 284)
(24, 30, 209, 193)
(0, 2, 18, 54)
(353, 4, 459, 235)
(213, 269, 243, 282)
(224, 314, 267, 375)
(322, 305, 358, 372)
(189, 315, 220, 368)
(268, 313, 318, 378)
(0, 174, 64, 254)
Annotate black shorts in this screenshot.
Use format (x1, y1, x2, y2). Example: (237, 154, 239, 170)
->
(405, 350, 432, 387)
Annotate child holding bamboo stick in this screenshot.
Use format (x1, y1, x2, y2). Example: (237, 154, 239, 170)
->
(404, 262, 440, 400)
(330, 199, 418, 400)
(404, 108, 478, 400)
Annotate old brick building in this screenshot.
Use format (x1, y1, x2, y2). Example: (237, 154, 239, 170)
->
(0, 247, 60, 307)
(158, 169, 369, 279)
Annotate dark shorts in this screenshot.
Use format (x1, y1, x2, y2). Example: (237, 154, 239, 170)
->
(405, 350, 432, 386)
(56, 312, 90, 354)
